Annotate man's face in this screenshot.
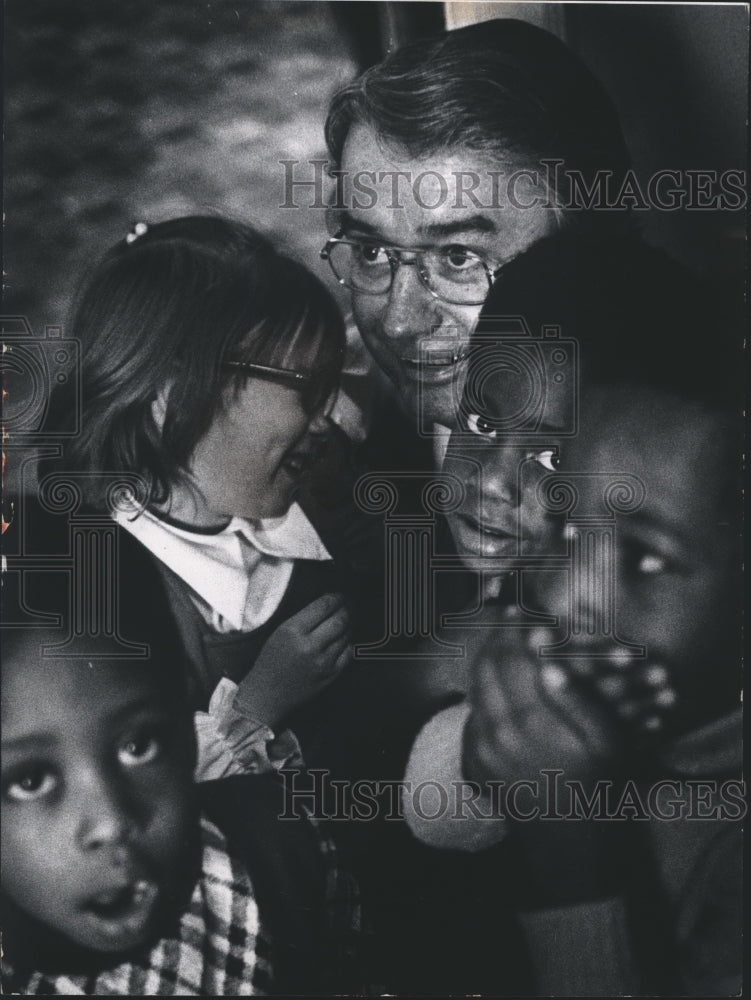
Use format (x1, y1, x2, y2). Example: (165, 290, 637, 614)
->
(336, 124, 556, 428)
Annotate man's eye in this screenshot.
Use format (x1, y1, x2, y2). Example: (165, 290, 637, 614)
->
(442, 245, 477, 270)
(118, 733, 161, 767)
(356, 244, 388, 266)
(526, 449, 559, 471)
(466, 413, 498, 438)
(5, 767, 57, 802)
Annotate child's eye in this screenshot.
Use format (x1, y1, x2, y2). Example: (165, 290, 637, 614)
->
(621, 541, 671, 578)
(636, 552, 667, 575)
(466, 413, 498, 438)
(117, 734, 161, 767)
(525, 449, 559, 471)
(5, 766, 57, 802)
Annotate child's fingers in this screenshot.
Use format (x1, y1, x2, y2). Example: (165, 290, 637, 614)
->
(466, 666, 528, 771)
(309, 605, 350, 649)
(537, 663, 617, 760)
(594, 665, 677, 715)
(614, 688, 677, 732)
(287, 593, 346, 633)
(320, 633, 350, 667)
(471, 650, 542, 757)
(529, 629, 643, 684)
(308, 639, 351, 686)
(332, 642, 353, 674)
(472, 652, 516, 725)
(496, 652, 546, 723)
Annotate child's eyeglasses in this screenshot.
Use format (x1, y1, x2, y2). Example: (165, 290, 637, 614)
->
(223, 360, 311, 383)
(222, 360, 337, 416)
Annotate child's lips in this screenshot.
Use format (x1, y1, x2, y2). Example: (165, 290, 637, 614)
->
(83, 878, 159, 942)
(451, 509, 517, 557)
(282, 451, 315, 475)
(280, 439, 326, 478)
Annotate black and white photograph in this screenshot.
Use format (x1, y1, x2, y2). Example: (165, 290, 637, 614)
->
(1, 1, 747, 995)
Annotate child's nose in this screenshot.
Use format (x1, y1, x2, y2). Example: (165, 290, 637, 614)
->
(479, 449, 522, 508)
(77, 775, 135, 853)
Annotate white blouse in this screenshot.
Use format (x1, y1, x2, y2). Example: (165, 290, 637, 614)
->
(113, 503, 332, 780)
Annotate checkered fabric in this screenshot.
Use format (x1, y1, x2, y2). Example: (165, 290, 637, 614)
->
(7, 816, 270, 996)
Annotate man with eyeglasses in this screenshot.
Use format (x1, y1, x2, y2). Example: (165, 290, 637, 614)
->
(322, 17, 632, 467)
(316, 17, 636, 995)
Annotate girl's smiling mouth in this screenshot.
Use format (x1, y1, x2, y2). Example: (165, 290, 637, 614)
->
(279, 438, 326, 479)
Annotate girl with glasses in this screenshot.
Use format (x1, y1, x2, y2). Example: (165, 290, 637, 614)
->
(42, 215, 354, 781)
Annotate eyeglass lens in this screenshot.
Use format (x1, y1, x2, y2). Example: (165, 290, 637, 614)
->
(326, 241, 491, 304)
(224, 363, 337, 418)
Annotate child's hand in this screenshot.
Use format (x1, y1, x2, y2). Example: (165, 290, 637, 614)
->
(537, 645, 677, 741)
(463, 626, 631, 905)
(463, 629, 619, 794)
(234, 593, 351, 729)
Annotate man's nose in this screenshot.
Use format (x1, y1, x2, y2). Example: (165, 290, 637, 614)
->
(76, 772, 136, 853)
(380, 261, 443, 344)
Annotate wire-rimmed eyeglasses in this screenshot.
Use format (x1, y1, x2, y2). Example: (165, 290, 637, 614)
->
(320, 232, 502, 305)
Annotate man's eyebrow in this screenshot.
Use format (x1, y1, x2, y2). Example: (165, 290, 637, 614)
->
(336, 212, 499, 242)
(337, 212, 380, 237)
(417, 216, 499, 239)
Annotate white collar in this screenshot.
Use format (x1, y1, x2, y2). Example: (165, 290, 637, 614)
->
(113, 503, 330, 631)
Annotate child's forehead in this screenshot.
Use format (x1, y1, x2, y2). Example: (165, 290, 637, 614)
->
(574, 383, 730, 515)
(2, 646, 160, 730)
(580, 384, 718, 454)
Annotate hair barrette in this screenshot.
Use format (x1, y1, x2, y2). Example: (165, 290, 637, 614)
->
(126, 221, 149, 244)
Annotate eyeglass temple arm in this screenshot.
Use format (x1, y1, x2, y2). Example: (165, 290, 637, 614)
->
(223, 361, 312, 383)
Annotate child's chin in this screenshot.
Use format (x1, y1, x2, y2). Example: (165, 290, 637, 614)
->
(77, 880, 164, 954)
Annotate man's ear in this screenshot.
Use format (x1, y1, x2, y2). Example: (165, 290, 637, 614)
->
(151, 382, 172, 432)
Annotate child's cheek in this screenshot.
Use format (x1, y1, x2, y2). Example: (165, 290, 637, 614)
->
(2, 820, 76, 930)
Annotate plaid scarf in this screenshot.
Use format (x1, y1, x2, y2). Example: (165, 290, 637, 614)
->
(8, 816, 270, 996)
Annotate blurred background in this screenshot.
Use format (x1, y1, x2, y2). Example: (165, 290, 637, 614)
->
(3, 1, 747, 335)
(3, 0, 357, 333)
